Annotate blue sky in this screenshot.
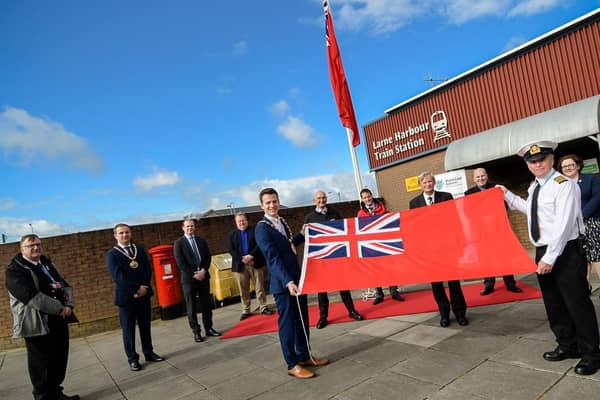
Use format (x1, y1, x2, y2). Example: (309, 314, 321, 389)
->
(1, 0, 598, 241)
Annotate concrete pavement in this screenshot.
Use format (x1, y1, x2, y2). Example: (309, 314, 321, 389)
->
(3, 273, 600, 400)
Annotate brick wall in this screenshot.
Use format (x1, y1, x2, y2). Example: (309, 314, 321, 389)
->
(0, 201, 361, 350)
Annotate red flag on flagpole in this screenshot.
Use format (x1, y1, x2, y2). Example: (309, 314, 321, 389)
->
(324, 1, 360, 147)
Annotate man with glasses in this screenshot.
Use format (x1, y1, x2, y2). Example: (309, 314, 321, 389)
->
(6, 234, 80, 400)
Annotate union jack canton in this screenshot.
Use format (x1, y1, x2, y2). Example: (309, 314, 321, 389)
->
(307, 213, 404, 260)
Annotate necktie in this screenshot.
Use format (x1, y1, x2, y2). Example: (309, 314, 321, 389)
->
(530, 182, 541, 242)
(189, 237, 201, 267)
(125, 246, 133, 257)
(427, 196, 433, 205)
(240, 230, 248, 254)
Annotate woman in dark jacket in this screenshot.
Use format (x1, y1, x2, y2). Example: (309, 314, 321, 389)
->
(558, 154, 600, 282)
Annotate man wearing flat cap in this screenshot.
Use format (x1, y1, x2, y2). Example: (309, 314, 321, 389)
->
(497, 140, 600, 375)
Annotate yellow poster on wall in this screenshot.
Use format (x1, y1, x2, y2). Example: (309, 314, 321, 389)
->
(405, 176, 421, 192)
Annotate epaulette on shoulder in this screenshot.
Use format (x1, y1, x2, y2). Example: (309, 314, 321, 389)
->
(554, 175, 568, 184)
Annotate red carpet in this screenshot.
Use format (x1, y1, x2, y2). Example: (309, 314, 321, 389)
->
(220, 281, 541, 339)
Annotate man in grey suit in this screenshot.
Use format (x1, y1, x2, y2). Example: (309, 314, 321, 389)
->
(174, 218, 221, 343)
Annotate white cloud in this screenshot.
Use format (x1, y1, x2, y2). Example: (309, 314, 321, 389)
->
(276, 116, 318, 148)
(206, 171, 378, 210)
(503, 35, 528, 51)
(0, 217, 64, 242)
(133, 169, 181, 192)
(0, 198, 17, 211)
(269, 99, 291, 116)
(0, 106, 103, 171)
(442, 0, 511, 24)
(508, 0, 563, 17)
(336, 0, 430, 34)
(325, 0, 565, 34)
(233, 40, 248, 56)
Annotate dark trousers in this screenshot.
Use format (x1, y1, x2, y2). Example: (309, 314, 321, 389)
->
(431, 280, 466, 318)
(182, 280, 213, 333)
(24, 315, 69, 400)
(273, 292, 310, 370)
(536, 240, 600, 360)
(318, 290, 356, 318)
(375, 286, 399, 298)
(118, 296, 153, 363)
(483, 275, 516, 288)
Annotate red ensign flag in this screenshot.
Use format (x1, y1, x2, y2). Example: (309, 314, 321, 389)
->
(299, 189, 537, 293)
(324, 1, 360, 147)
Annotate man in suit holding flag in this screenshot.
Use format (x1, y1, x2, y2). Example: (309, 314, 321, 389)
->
(409, 172, 468, 328)
(255, 188, 329, 379)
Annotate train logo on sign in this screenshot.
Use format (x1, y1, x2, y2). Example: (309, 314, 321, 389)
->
(431, 110, 451, 141)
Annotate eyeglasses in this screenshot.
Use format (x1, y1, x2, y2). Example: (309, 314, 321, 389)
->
(561, 163, 577, 169)
(22, 243, 42, 249)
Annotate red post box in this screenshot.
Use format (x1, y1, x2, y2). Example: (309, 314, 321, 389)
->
(149, 244, 184, 320)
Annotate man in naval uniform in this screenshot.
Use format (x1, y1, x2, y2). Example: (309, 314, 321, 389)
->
(498, 140, 600, 375)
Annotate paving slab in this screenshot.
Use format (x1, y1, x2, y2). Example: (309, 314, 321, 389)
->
(332, 370, 439, 400)
(389, 324, 461, 348)
(392, 347, 484, 386)
(542, 374, 600, 399)
(351, 318, 414, 337)
(445, 360, 561, 400)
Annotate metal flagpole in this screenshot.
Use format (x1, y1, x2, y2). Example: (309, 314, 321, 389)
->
(346, 127, 363, 196)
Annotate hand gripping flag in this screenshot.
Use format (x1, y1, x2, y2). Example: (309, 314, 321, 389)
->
(298, 188, 537, 293)
(324, 0, 360, 147)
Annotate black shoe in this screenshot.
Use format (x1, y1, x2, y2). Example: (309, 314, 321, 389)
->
(145, 352, 165, 362)
(349, 311, 364, 321)
(373, 296, 384, 305)
(240, 313, 252, 320)
(391, 293, 405, 301)
(543, 347, 581, 361)
(440, 317, 450, 327)
(480, 286, 494, 296)
(457, 316, 469, 326)
(575, 359, 599, 375)
(316, 318, 328, 329)
(207, 328, 222, 337)
(261, 308, 273, 315)
(129, 360, 142, 371)
(506, 285, 523, 293)
(58, 393, 81, 400)
(194, 331, 204, 342)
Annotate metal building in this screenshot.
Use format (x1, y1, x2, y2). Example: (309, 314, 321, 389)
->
(362, 9, 600, 248)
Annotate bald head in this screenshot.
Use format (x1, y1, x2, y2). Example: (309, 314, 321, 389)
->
(473, 168, 488, 187)
(313, 190, 328, 209)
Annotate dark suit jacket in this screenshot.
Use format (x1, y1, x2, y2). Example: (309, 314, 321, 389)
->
(409, 190, 453, 209)
(106, 244, 153, 306)
(465, 182, 508, 210)
(255, 217, 303, 295)
(579, 173, 600, 219)
(227, 226, 265, 273)
(464, 182, 495, 196)
(173, 235, 212, 286)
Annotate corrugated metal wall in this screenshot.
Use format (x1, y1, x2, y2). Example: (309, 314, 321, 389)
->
(364, 14, 600, 170)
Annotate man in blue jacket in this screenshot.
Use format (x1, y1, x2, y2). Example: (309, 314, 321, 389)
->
(106, 223, 164, 371)
(255, 188, 328, 379)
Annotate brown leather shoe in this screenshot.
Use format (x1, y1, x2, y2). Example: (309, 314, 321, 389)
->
(287, 365, 315, 378)
(299, 357, 329, 367)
